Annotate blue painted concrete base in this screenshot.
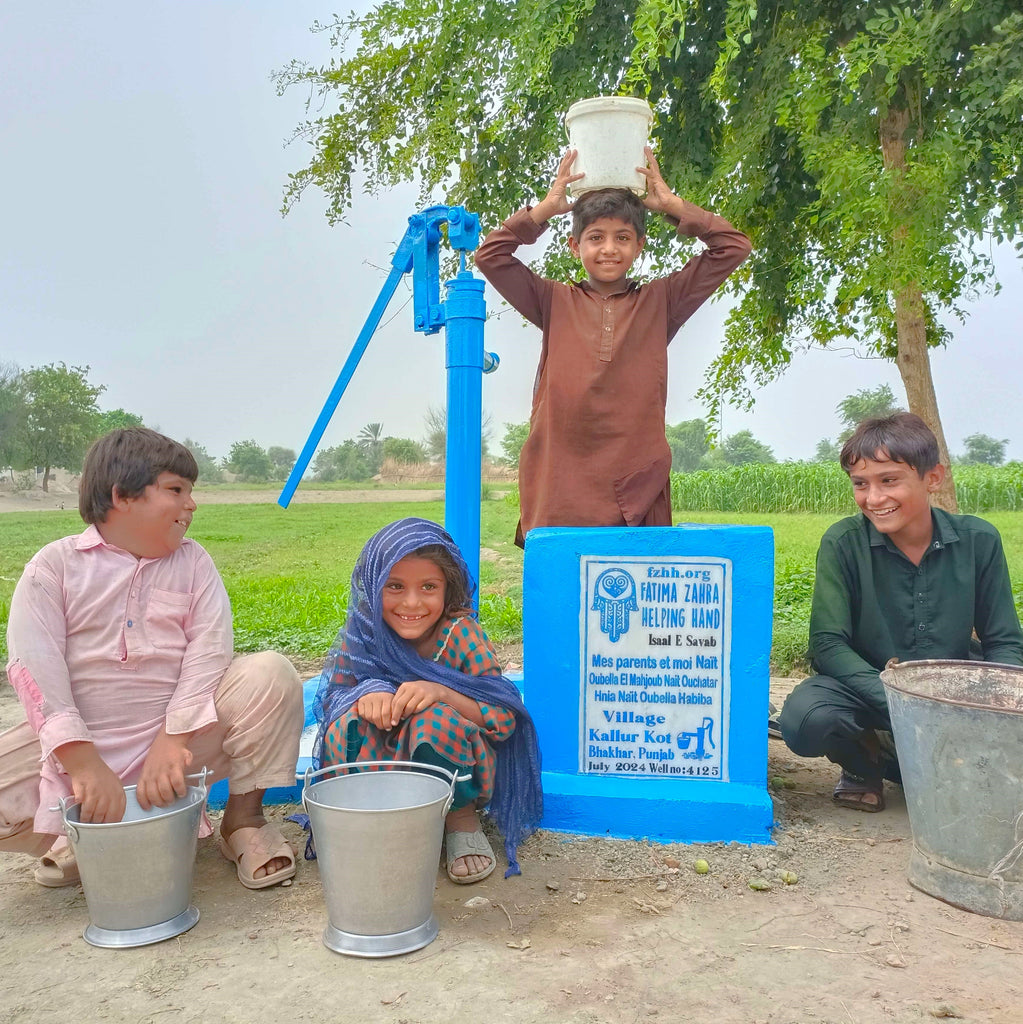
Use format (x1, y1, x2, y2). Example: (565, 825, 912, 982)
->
(540, 772, 774, 844)
(207, 678, 319, 810)
(207, 780, 303, 811)
(524, 526, 777, 846)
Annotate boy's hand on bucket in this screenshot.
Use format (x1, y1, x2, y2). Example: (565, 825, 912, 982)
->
(531, 149, 584, 224)
(137, 729, 194, 810)
(637, 147, 683, 219)
(58, 741, 127, 823)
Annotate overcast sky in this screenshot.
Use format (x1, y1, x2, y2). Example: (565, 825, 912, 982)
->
(3, 2, 1020, 465)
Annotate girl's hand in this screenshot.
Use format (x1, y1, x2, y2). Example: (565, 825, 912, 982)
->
(390, 680, 449, 724)
(357, 691, 395, 731)
(637, 146, 683, 217)
(531, 149, 585, 224)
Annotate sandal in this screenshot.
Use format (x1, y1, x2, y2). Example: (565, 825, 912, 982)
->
(832, 770, 885, 813)
(218, 823, 297, 889)
(445, 830, 496, 885)
(34, 843, 81, 888)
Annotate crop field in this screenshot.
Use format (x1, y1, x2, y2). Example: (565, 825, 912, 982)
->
(5, 496, 1023, 675)
(671, 461, 1023, 514)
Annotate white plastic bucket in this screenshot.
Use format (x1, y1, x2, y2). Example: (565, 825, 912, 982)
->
(565, 96, 653, 196)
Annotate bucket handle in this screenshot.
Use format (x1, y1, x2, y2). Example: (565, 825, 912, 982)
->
(57, 766, 209, 843)
(302, 760, 471, 816)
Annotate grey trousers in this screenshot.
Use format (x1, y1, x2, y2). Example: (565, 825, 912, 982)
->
(777, 674, 901, 783)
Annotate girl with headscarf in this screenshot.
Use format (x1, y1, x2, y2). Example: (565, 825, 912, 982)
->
(313, 518, 542, 882)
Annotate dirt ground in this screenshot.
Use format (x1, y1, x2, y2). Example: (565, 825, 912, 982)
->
(2, 675, 1021, 1024)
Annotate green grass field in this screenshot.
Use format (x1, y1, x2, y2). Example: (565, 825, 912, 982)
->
(5, 503, 1023, 674)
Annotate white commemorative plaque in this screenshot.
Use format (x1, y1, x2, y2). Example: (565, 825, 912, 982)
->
(580, 556, 732, 780)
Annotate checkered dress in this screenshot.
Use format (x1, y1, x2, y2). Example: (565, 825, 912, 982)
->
(320, 615, 516, 806)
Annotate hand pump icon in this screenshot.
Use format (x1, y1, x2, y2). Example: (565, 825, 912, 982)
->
(277, 206, 498, 591)
(676, 717, 715, 760)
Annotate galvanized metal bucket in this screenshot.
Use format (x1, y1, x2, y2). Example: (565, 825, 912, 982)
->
(60, 769, 207, 947)
(303, 760, 461, 957)
(881, 660, 1023, 919)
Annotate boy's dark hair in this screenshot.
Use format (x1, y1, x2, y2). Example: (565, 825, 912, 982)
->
(413, 543, 473, 616)
(79, 428, 198, 524)
(571, 188, 647, 240)
(839, 413, 940, 477)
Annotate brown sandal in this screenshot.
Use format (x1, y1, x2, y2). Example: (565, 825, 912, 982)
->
(832, 771, 885, 812)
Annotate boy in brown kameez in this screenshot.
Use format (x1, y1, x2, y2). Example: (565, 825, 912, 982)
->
(475, 148, 751, 546)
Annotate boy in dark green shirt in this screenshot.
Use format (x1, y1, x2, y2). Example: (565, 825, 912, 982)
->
(777, 413, 1023, 811)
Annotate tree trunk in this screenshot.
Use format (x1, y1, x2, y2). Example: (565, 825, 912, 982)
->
(42, 465, 50, 493)
(879, 104, 957, 512)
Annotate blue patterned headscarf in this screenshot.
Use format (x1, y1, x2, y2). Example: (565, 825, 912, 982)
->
(313, 517, 543, 875)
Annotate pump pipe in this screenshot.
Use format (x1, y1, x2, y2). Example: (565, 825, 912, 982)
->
(278, 205, 496, 593)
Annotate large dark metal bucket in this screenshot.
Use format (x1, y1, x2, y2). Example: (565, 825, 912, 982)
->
(881, 660, 1023, 919)
(303, 761, 459, 957)
(60, 770, 207, 947)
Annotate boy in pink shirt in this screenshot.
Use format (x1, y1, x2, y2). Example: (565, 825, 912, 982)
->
(0, 428, 303, 889)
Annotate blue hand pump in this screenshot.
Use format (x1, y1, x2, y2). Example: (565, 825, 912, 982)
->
(277, 205, 498, 592)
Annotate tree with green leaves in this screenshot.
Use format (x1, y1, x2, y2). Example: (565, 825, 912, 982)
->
(423, 406, 447, 462)
(224, 440, 273, 482)
(837, 384, 904, 441)
(357, 422, 384, 475)
(314, 440, 371, 481)
(22, 363, 104, 490)
(267, 446, 297, 481)
(183, 438, 224, 484)
(721, 429, 776, 466)
(276, 1, 1023, 513)
(0, 362, 27, 476)
(813, 437, 842, 464)
(960, 432, 1008, 466)
(500, 421, 530, 469)
(665, 418, 710, 473)
(423, 405, 493, 462)
(382, 436, 427, 465)
(94, 408, 145, 435)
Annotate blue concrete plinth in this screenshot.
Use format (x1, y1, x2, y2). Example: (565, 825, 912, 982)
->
(207, 677, 320, 809)
(524, 525, 775, 845)
(541, 775, 774, 845)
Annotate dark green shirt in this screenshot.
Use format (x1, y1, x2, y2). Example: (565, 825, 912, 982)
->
(809, 508, 1023, 713)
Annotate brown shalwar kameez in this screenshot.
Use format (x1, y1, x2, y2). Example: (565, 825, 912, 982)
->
(475, 204, 751, 546)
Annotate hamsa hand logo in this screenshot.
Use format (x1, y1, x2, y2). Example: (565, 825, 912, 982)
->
(592, 568, 638, 643)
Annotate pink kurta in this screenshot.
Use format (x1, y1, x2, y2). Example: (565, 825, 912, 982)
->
(5, 526, 233, 835)
(475, 204, 751, 543)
